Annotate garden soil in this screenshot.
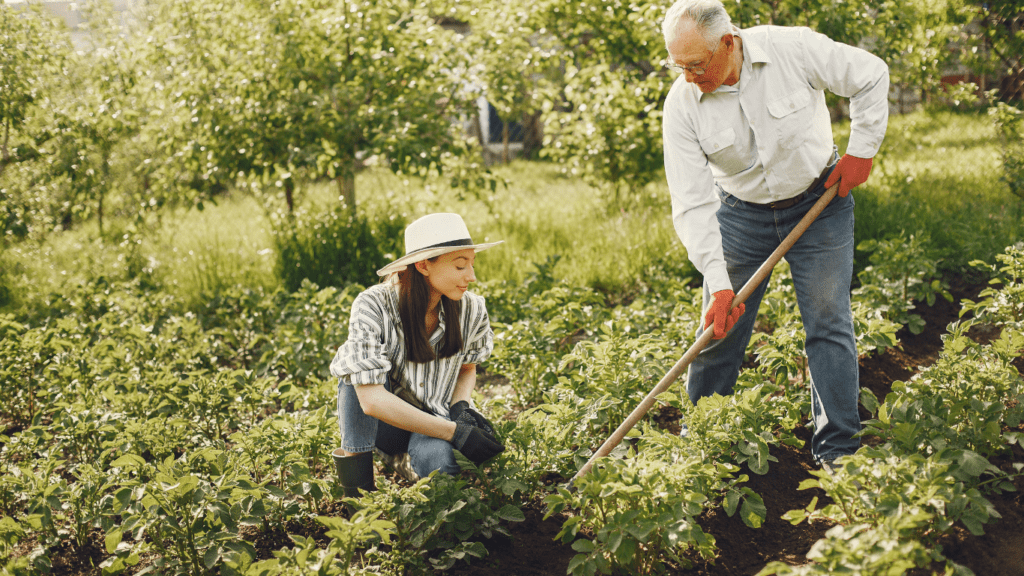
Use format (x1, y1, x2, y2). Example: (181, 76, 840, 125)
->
(445, 280, 1024, 576)
(37, 281, 1024, 575)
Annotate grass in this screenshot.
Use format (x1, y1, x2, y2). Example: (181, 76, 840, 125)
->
(301, 161, 684, 295)
(847, 110, 1024, 275)
(2, 108, 1022, 316)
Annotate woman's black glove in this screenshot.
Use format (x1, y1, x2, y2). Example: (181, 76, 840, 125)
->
(450, 419, 504, 465)
(449, 400, 496, 436)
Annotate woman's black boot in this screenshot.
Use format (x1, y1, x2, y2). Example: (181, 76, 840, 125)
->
(332, 448, 375, 498)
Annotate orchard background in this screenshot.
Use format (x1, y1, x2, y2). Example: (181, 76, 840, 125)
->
(1, 1, 1023, 575)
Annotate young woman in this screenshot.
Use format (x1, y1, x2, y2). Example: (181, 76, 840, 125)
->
(329, 213, 505, 496)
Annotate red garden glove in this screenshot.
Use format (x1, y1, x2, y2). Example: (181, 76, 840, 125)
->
(824, 154, 873, 198)
(704, 289, 745, 340)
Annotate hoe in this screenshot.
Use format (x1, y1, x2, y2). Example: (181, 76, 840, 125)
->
(570, 181, 841, 485)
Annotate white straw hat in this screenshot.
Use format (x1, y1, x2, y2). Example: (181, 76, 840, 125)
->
(377, 213, 503, 277)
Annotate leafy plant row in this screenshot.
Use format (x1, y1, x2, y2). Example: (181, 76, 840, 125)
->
(1, 237, 1020, 575)
(762, 244, 1024, 575)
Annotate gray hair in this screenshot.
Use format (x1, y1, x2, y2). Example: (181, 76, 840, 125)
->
(662, 0, 732, 51)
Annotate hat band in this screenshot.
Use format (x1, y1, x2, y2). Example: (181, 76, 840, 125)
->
(406, 237, 473, 255)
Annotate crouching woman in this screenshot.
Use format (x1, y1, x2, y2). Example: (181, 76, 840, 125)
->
(329, 213, 505, 496)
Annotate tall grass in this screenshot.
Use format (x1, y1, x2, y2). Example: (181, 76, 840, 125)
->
(301, 162, 685, 295)
(839, 110, 1024, 276)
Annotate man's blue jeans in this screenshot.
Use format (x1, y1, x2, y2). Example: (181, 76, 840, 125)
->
(337, 379, 461, 478)
(685, 178, 860, 464)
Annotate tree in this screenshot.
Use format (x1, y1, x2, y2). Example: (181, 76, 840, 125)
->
(948, 0, 1024, 102)
(138, 0, 484, 214)
(47, 0, 146, 236)
(526, 0, 671, 206)
(463, 0, 558, 163)
(486, 0, 929, 201)
(0, 3, 73, 240)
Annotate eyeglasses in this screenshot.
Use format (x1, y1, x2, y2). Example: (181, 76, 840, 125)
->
(664, 40, 720, 76)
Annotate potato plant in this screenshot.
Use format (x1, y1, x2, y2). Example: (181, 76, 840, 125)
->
(772, 245, 1024, 573)
(1, 237, 1021, 575)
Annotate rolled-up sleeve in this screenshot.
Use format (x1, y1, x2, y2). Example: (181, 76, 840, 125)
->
(461, 295, 494, 365)
(330, 291, 393, 386)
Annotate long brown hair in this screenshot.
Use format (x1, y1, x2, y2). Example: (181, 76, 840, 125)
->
(397, 260, 463, 362)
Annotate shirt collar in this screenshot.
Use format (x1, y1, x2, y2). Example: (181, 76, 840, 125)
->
(429, 302, 448, 344)
(697, 26, 770, 101)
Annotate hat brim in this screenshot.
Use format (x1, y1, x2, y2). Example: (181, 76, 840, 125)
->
(376, 241, 503, 277)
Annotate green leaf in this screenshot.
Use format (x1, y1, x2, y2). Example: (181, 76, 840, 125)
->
(957, 450, 991, 478)
(723, 489, 740, 516)
(104, 529, 123, 555)
(572, 538, 595, 553)
(740, 492, 766, 529)
(497, 504, 525, 522)
(204, 545, 221, 569)
(961, 515, 986, 536)
(781, 509, 807, 526)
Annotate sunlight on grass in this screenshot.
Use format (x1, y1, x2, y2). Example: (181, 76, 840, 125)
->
(150, 194, 279, 307)
(301, 162, 682, 291)
(850, 110, 1023, 273)
(4, 109, 1021, 315)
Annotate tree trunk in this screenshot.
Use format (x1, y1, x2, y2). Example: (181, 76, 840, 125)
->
(337, 172, 356, 214)
(1, 118, 9, 180)
(285, 178, 295, 213)
(98, 153, 110, 237)
(502, 122, 510, 164)
(98, 191, 104, 237)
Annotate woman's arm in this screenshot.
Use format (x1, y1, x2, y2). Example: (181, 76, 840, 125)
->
(451, 363, 477, 405)
(354, 384, 457, 441)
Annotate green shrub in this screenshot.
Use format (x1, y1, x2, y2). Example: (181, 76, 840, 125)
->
(990, 102, 1024, 203)
(269, 204, 404, 292)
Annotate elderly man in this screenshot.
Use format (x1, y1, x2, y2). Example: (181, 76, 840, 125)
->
(660, 0, 889, 468)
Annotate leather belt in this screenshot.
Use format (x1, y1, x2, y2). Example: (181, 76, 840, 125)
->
(756, 165, 833, 210)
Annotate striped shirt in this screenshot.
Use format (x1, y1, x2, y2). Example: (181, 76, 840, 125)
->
(329, 282, 494, 418)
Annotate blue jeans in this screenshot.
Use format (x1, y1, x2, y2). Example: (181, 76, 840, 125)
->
(337, 379, 461, 477)
(685, 171, 860, 463)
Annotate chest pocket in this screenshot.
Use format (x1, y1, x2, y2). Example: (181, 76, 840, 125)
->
(767, 89, 812, 150)
(699, 127, 749, 176)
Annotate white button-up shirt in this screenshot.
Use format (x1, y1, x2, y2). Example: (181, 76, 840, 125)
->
(662, 25, 889, 293)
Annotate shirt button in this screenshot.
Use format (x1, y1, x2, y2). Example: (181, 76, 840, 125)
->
(419, 382, 425, 388)
(789, 103, 795, 109)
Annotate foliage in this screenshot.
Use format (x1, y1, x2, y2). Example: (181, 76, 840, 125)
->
(0, 3, 73, 241)
(545, 454, 721, 576)
(862, 322, 1024, 459)
(853, 231, 953, 334)
(556, 325, 677, 430)
(685, 386, 787, 476)
(270, 205, 404, 292)
(361, 472, 523, 573)
(786, 447, 1003, 537)
(963, 242, 1024, 325)
(530, 0, 669, 204)
(106, 450, 262, 576)
(758, 517, 947, 576)
(947, 0, 1024, 102)
(989, 102, 1024, 202)
(484, 277, 611, 408)
(136, 0, 491, 213)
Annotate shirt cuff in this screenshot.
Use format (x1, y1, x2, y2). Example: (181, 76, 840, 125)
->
(704, 265, 733, 295)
